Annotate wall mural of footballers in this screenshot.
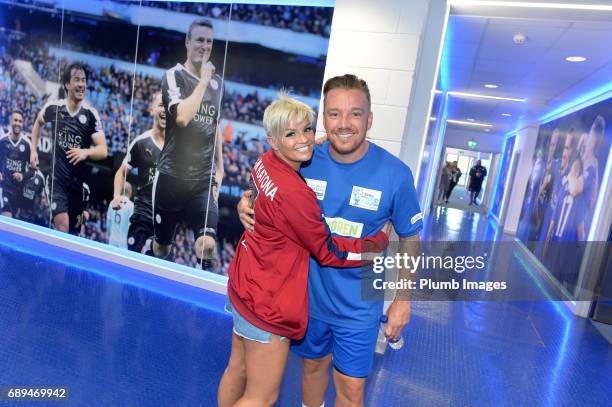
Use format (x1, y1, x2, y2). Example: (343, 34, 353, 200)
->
(0, 0, 333, 276)
(0, 2, 63, 227)
(490, 135, 516, 220)
(517, 96, 612, 294)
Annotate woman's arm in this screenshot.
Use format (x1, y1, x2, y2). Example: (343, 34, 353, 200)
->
(277, 189, 389, 267)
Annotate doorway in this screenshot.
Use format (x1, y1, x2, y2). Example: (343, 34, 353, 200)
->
(436, 147, 492, 211)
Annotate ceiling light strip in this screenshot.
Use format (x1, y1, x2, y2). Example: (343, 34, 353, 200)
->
(450, 0, 612, 11)
(447, 119, 493, 127)
(448, 91, 527, 102)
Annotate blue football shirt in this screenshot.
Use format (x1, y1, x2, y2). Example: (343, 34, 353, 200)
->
(300, 142, 423, 328)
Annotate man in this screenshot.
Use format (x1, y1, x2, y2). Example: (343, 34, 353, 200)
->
(467, 159, 487, 206)
(539, 132, 574, 263)
(537, 128, 561, 210)
(18, 168, 48, 226)
(239, 74, 422, 406)
(546, 156, 587, 285)
(30, 62, 107, 234)
(112, 92, 165, 253)
(152, 18, 224, 269)
(0, 111, 31, 218)
(444, 161, 461, 204)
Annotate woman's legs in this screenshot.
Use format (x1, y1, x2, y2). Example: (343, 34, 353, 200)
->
(445, 181, 457, 202)
(218, 332, 248, 407)
(234, 334, 290, 407)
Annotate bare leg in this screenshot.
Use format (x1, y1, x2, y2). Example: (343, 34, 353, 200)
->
(53, 212, 69, 233)
(333, 368, 366, 407)
(218, 332, 247, 407)
(234, 335, 290, 407)
(301, 355, 332, 406)
(152, 240, 172, 258)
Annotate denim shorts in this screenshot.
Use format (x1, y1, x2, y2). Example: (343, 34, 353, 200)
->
(225, 297, 286, 344)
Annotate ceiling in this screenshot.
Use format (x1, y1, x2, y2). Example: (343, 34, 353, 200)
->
(439, 3, 612, 135)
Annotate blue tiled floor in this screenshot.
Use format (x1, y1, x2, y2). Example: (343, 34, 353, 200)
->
(1, 208, 611, 406)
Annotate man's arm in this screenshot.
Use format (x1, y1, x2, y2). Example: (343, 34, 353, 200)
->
(214, 127, 224, 201)
(237, 190, 255, 231)
(30, 112, 44, 168)
(385, 233, 420, 341)
(66, 133, 107, 164)
(176, 62, 214, 127)
(111, 162, 128, 209)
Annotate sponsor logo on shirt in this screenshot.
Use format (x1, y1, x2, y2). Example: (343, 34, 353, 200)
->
(305, 178, 327, 200)
(324, 216, 363, 238)
(349, 186, 382, 211)
(57, 130, 83, 150)
(6, 158, 24, 172)
(411, 212, 423, 225)
(194, 102, 217, 125)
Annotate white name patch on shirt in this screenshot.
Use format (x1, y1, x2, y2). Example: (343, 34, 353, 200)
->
(324, 216, 364, 238)
(411, 213, 423, 224)
(349, 186, 382, 211)
(305, 178, 327, 200)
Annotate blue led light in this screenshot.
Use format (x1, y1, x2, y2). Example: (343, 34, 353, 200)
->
(439, 19, 452, 92)
(423, 93, 449, 211)
(489, 135, 509, 222)
(539, 83, 612, 124)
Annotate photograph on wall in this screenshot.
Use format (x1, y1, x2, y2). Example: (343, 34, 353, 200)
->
(0, 0, 334, 276)
(516, 96, 612, 292)
(0, 1, 64, 228)
(490, 135, 516, 219)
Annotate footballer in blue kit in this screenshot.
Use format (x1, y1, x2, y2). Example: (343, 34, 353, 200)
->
(536, 132, 574, 260)
(546, 158, 586, 286)
(236, 74, 423, 406)
(293, 140, 422, 375)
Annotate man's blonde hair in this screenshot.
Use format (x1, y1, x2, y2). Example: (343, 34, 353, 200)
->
(263, 92, 314, 142)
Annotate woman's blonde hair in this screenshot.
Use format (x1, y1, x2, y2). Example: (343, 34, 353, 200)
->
(263, 91, 315, 142)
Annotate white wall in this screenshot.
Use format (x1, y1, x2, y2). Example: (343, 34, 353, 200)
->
(482, 153, 500, 208)
(317, 0, 439, 159)
(443, 128, 505, 153)
(503, 126, 539, 234)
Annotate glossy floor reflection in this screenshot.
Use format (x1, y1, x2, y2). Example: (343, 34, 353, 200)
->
(434, 185, 487, 214)
(1, 208, 611, 406)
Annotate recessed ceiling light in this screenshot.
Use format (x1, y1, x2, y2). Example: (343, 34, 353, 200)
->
(467, 118, 475, 122)
(484, 129, 491, 132)
(447, 119, 493, 128)
(566, 56, 586, 62)
(484, 84, 498, 89)
(448, 91, 527, 102)
(502, 113, 512, 117)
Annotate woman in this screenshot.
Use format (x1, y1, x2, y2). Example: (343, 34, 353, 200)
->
(437, 161, 451, 203)
(444, 161, 462, 203)
(218, 94, 389, 406)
